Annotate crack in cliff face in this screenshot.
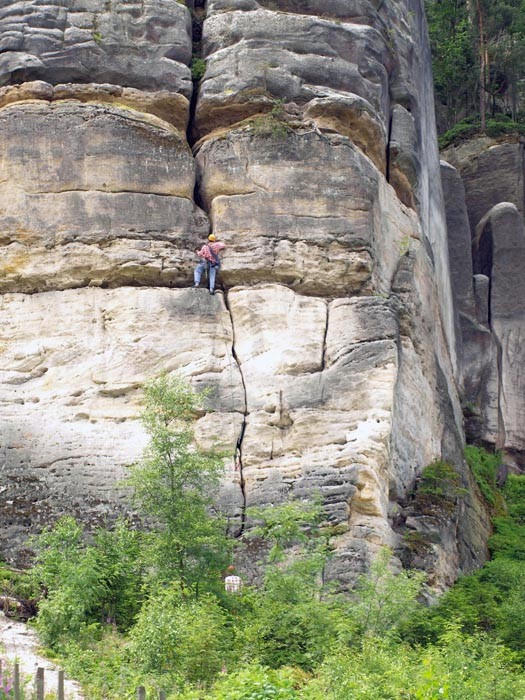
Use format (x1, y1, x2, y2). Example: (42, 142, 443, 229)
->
(321, 301, 329, 371)
(475, 222, 508, 451)
(222, 290, 249, 537)
(188, 0, 206, 146)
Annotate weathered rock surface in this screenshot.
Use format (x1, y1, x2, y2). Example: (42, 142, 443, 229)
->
(0, 0, 193, 96)
(441, 157, 525, 470)
(0, 81, 190, 132)
(474, 204, 525, 466)
(0, 0, 492, 589)
(196, 128, 417, 296)
(0, 100, 206, 293)
(440, 161, 475, 318)
(0, 287, 245, 560)
(196, 5, 392, 141)
(442, 137, 525, 234)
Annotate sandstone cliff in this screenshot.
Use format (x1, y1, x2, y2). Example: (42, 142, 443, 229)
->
(0, 0, 491, 588)
(441, 137, 525, 474)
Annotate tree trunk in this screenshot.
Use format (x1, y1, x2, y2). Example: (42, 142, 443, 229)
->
(476, 0, 486, 131)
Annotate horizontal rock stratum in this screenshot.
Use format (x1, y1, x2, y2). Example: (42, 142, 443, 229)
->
(0, 0, 492, 588)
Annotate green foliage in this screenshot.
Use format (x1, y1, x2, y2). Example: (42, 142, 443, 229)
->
(206, 665, 301, 700)
(402, 449, 525, 651)
(240, 500, 339, 671)
(31, 516, 106, 648)
(416, 460, 467, 502)
(427, 0, 525, 133)
(439, 116, 525, 146)
(91, 520, 144, 629)
(464, 445, 501, 507)
(503, 473, 525, 523)
(126, 373, 230, 592)
(438, 121, 480, 148)
(349, 547, 426, 640)
(425, 0, 477, 128)
(0, 560, 37, 603)
(191, 58, 206, 81)
(248, 101, 291, 137)
(129, 587, 231, 683)
(249, 500, 323, 563)
(489, 516, 525, 559)
(240, 590, 338, 671)
(30, 516, 144, 649)
(24, 429, 525, 700)
(306, 629, 525, 700)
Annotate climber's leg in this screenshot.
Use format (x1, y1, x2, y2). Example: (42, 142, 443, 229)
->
(194, 260, 206, 287)
(209, 265, 217, 293)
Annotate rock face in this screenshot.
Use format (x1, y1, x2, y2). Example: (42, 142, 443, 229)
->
(474, 204, 525, 463)
(442, 137, 525, 236)
(441, 141, 525, 471)
(0, 0, 192, 95)
(0, 0, 491, 587)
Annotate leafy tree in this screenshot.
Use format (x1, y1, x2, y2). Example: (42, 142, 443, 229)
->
(31, 516, 107, 648)
(240, 501, 340, 670)
(349, 547, 426, 640)
(125, 373, 230, 593)
(426, 0, 477, 128)
(426, 0, 525, 131)
(91, 519, 144, 629)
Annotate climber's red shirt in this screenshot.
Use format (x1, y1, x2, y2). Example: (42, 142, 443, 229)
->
(197, 241, 226, 263)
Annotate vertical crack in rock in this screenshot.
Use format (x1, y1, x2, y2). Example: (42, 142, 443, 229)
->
(475, 222, 507, 450)
(491, 315, 508, 451)
(222, 291, 249, 537)
(188, 0, 206, 146)
(386, 110, 393, 185)
(321, 301, 329, 371)
(484, 271, 508, 451)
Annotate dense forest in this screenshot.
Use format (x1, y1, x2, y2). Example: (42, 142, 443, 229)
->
(426, 0, 525, 145)
(2, 377, 525, 699)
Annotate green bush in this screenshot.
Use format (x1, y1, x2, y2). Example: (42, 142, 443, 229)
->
(416, 460, 466, 501)
(129, 587, 232, 684)
(503, 474, 525, 524)
(439, 117, 525, 148)
(489, 517, 525, 559)
(464, 445, 501, 508)
(31, 517, 107, 649)
(305, 630, 525, 700)
(191, 58, 206, 81)
(439, 121, 479, 148)
(206, 664, 301, 700)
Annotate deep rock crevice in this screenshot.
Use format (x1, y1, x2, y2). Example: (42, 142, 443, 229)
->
(222, 290, 249, 537)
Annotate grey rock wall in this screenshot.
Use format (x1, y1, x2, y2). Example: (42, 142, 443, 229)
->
(0, 0, 490, 588)
(442, 137, 525, 236)
(0, 0, 192, 95)
(441, 142, 525, 472)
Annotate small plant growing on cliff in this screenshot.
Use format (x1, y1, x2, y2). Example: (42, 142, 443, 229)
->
(191, 57, 207, 81)
(399, 234, 411, 256)
(416, 460, 467, 502)
(249, 100, 291, 137)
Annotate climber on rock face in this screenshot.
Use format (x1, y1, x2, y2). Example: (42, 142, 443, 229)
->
(193, 234, 226, 295)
